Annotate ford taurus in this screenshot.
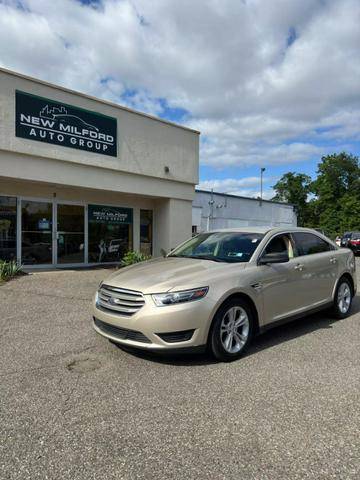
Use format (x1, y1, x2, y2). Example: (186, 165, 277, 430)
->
(93, 227, 356, 361)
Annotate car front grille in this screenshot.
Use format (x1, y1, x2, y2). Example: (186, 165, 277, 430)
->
(97, 284, 145, 316)
(94, 317, 151, 343)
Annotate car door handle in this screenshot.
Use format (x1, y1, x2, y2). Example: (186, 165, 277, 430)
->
(294, 264, 304, 271)
(330, 257, 337, 264)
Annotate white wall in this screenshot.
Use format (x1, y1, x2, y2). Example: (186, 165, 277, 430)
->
(193, 191, 297, 231)
(154, 198, 193, 255)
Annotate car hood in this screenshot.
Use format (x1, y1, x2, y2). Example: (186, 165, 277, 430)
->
(102, 257, 246, 294)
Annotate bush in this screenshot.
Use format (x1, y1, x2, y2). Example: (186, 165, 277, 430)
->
(0, 260, 22, 282)
(121, 251, 151, 267)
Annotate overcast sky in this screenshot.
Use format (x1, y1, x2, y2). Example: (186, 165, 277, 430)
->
(1, 0, 359, 199)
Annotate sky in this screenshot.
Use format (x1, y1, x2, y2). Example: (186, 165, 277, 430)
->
(0, 0, 359, 199)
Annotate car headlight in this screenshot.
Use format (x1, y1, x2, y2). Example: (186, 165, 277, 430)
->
(152, 287, 209, 307)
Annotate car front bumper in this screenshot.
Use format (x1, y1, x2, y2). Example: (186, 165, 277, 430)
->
(92, 293, 216, 351)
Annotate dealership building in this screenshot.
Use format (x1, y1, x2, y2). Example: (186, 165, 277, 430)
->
(0, 68, 199, 268)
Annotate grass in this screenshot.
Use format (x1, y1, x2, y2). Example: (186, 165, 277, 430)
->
(0, 260, 23, 283)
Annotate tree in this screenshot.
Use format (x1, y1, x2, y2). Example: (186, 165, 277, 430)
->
(272, 172, 312, 226)
(311, 152, 360, 237)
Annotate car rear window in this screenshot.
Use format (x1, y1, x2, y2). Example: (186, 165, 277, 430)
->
(292, 232, 333, 256)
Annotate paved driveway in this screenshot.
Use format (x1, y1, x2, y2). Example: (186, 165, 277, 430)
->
(1, 261, 359, 480)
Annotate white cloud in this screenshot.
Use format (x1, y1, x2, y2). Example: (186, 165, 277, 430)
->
(0, 0, 359, 168)
(197, 177, 274, 200)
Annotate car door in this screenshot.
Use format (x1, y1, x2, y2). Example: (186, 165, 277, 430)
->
(257, 233, 305, 325)
(291, 232, 338, 307)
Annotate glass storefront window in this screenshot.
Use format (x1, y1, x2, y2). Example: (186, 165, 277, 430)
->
(21, 200, 53, 265)
(88, 204, 133, 263)
(140, 210, 153, 256)
(57, 204, 85, 264)
(0, 196, 17, 262)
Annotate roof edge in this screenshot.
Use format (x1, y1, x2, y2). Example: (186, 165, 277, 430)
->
(195, 188, 295, 207)
(0, 66, 200, 135)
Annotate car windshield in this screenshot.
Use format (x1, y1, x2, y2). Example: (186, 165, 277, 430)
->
(169, 232, 264, 263)
(351, 232, 360, 239)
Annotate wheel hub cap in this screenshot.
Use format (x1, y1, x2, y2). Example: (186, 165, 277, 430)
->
(220, 306, 249, 354)
(337, 283, 351, 314)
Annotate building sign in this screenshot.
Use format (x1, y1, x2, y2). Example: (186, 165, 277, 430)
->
(15, 90, 117, 157)
(88, 205, 133, 225)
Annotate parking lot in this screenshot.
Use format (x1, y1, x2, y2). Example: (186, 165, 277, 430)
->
(1, 260, 359, 480)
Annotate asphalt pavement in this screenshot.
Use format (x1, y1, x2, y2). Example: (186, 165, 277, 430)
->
(1, 260, 359, 480)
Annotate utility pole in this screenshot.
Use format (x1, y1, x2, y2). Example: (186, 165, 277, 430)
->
(207, 188, 215, 231)
(260, 167, 266, 206)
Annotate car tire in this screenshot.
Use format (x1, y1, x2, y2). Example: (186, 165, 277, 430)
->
(209, 298, 254, 362)
(332, 277, 353, 319)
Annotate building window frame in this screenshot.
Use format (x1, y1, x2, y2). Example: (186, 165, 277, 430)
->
(0, 194, 137, 268)
(140, 209, 153, 256)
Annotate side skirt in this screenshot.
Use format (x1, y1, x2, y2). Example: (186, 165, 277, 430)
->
(259, 302, 334, 334)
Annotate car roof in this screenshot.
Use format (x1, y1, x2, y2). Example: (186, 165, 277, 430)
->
(207, 226, 324, 235)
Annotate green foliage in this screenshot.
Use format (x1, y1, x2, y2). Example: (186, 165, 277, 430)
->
(121, 251, 151, 267)
(272, 172, 312, 226)
(0, 260, 22, 282)
(272, 152, 360, 237)
(311, 153, 360, 237)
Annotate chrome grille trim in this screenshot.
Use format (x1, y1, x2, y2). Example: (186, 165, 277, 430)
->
(97, 284, 145, 316)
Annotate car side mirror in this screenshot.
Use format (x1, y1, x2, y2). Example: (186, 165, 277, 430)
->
(258, 252, 289, 265)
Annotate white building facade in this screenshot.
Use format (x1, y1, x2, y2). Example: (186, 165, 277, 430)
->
(192, 190, 297, 233)
(0, 68, 199, 268)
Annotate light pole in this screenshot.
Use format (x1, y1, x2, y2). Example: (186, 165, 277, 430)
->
(260, 167, 265, 205)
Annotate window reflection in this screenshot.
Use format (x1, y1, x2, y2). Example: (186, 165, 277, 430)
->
(140, 210, 153, 256)
(88, 205, 133, 263)
(22, 201, 52, 265)
(0, 196, 17, 262)
(57, 204, 85, 264)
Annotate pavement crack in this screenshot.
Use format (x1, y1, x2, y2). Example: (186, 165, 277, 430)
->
(0, 345, 97, 378)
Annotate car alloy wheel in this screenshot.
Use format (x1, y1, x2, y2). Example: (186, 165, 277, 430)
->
(337, 282, 351, 314)
(220, 306, 250, 354)
(209, 298, 254, 361)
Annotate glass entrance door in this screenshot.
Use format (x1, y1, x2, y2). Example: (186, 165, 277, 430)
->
(21, 200, 53, 265)
(56, 204, 85, 264)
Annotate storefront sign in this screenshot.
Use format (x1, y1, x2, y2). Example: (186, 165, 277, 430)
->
(15, 90, 117, 157)
(88, 205, 133, 225)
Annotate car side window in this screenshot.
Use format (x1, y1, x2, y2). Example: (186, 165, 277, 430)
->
(292, 232, 333, 256)
(264, 234, 295, 258)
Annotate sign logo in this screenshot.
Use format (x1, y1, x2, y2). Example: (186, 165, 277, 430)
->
(88, 205, 133, 225)
(15, 90, 117, 157)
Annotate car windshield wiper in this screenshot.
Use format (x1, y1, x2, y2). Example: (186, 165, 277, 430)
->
(190, 255, 225, 262)
(168, 254, 224, 262)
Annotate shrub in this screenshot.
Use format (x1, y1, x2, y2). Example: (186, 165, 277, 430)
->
(121, 251, 151, 267)
(0, 260, 22, 282)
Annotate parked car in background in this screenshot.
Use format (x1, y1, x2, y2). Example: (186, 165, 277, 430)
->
(342, 232, 360, 255)
(341, 232, 360, 253)
(92, 227, 356, 362)
(341, 232, 352, 248)
(335, 236, 341, 247)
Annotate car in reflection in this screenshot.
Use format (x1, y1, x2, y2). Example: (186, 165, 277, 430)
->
(21, 240, 52, 264)
(92, 227, 356, 361)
